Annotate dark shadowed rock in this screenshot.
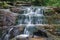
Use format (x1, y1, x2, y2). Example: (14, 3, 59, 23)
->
(52, 7, 60, 13)
(33, 30, 48, 38)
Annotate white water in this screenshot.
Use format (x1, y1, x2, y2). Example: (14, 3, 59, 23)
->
(2, 28, 13, 40)
(18, 7, 44, 24)
(22, 7, 44, 35)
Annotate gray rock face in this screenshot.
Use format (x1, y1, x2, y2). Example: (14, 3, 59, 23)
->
(0, 9, 17, 26)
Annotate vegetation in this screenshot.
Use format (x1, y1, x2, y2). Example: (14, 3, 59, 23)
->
(44, 0, 60, 7)
(0, 0, 60, 6)
(0, 0, 60, 40)
(0, 1, 10, 8)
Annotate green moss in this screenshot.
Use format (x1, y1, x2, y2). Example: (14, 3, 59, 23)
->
(0, 1, 10, 9)
(2, 2, 10, 8)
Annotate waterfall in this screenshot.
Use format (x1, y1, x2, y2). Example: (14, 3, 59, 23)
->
(17, 7, 44, 35)
(2, 27, 20, 40)
(2, 7, 45, 40)
(2, 28, 13, 40)
(18, 7, 44, 24)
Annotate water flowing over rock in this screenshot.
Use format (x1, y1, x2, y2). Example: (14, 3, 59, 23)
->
(17, 7, 44, 24)
(1, 7, 49, 40)
(16, 7, 48, 38)
(0, 9, 18, 40)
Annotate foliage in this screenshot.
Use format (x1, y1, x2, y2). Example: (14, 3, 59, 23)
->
(0, 1, 10, 8)
(17, 0, 60, 6)
(2, 2, 9, 8)
(0, 0, 60, 6)
(45, 0, 60, 7)
(31, 0, 41, 6)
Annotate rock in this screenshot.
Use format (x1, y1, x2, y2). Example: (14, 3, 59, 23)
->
(0, 9, 18, 26)
(1, 25, 25, 40)
(10, 7, 24, 13)
(33, 30, 48, 38)
(10, 34, 30, 40)
(15, 34, 30, 40)
(54, 29, 60, 36)
(52, 7, 60, 13)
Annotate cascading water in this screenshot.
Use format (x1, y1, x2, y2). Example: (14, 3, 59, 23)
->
(18, 7, 44, 24)
(17, 7, 44, 35)
(2, 7, 45, 40)
(2, 27, 20, 40)
(2, 28, 13, 40)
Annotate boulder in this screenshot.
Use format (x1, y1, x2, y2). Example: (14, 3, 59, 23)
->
(0, 9, 18, 26)
(15, 34, 30, 40)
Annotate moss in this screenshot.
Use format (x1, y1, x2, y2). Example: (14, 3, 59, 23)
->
(2, 2, 9, 9)
(0, 2, 10, 9)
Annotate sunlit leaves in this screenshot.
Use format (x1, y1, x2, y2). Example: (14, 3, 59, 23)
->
(45, 0, 60, 7)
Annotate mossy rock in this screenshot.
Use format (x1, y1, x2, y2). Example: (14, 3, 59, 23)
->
(0, 2, 11, 9)
(44, 9, 55, 16)
(2, 2, 10, 9)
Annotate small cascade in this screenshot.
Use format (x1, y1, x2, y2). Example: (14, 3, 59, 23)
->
(20, 7, 44, 35)
(2, 7, 46, 40)
(18, 7, 44, 24)
(2, 28, 13, 40)
(2, 27, 20, 40)
(24, 24, 37, 35)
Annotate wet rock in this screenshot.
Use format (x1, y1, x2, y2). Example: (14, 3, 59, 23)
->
(44, 9, 55, 16)
(10, 7, 24, 13)
(33, 30, 48, 38)
(15, 34, 30, 40)
(44, 7, 60, 16)
(1, 25, 25, 40)
(54, 29, 60, 36)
